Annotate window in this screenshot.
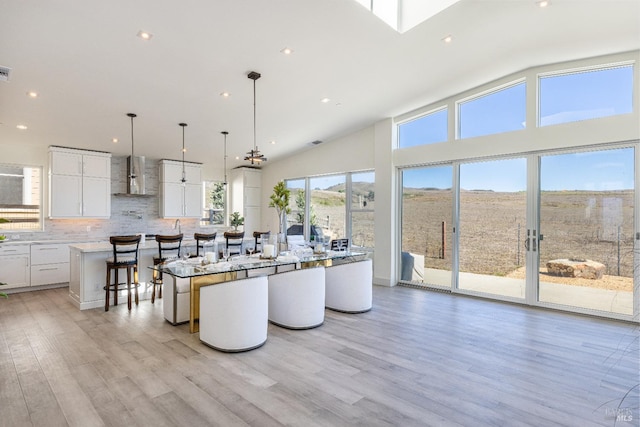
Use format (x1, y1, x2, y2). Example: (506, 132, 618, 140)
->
(0, 164, 43, 231)
(310, 174, 346, 243)
(539, 64, 634, 127)
(398, 108, 448, 148)
(200, 181, 226, 226)
(284, 171, 375, 249)
(458, 81, 526, 139)
(350, 171, 375, 248)
(285, 179, 305, 237)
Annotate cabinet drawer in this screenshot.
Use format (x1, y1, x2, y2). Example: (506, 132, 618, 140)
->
(31, 263, 70, 286)
(31, 244, 70, 265)
(0, 244, 30, 256)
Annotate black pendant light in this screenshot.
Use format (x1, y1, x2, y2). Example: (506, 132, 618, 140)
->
(179, 122, 187, 184)
(221, 131, 229, 186)
(244, 71, 267, 165)
(127, 113, 138, 193)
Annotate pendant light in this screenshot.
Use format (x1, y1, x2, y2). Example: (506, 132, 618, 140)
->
(221, 131, 229, 186)
(244, 71, 267, 165)
(127, 113, 139, 193)
(179, 122, 187, 185)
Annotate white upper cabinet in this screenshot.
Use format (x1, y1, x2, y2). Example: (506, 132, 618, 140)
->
(230, 167, 262, 235)
(159, 160, 202, 218)
(49, 146, 111, 218)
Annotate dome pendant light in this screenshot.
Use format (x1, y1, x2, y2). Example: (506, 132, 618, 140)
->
(179, 122, 188, 186)
(244, 71, 267, 165)
(221, 131, 229, 186)
(127, 113, 139, 194)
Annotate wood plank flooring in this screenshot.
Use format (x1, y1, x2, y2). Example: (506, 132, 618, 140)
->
(0, 286, 638, 427)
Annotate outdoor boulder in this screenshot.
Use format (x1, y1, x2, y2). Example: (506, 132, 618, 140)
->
(546, 258, 605, 279)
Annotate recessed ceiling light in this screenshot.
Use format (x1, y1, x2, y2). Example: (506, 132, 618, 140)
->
(112, 138, 119, 143)
(321, 97, 330, 103)
(137, 30, 153, 40)
(16, 124, 28, 130)
(270, 140, 276, 145)
(537, 0, 550, 7)
(235, 156, 240, 160)
(26, 91, 38, 98)
(280, 47, 293, 55)
(220, 92, 230, 98)
(442, 35, 453, 43)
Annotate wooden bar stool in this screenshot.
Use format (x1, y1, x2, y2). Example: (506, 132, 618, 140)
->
(194, 232, 216, 257)
(223, 230, 244, 256)
(151, 234, 183, 303)
(251, 231, 270, 254)
(104, 235, 141, 311)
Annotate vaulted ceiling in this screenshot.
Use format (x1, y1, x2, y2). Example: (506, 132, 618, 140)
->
(1, 0, 638, 169)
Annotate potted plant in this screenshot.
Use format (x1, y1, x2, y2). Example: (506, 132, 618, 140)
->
(268, 181, 291, 247)
(229, 211, 244, 230)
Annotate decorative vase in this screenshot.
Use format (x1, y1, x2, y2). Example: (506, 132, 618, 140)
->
(277, 232, 288, 253)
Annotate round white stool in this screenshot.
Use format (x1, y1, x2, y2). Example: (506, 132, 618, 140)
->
(268, 266, 325, 329)
(325, 258, 372, 313)
(199, 276, 268, 352)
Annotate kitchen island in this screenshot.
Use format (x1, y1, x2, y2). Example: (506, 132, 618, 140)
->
(68, 237, 251, 310)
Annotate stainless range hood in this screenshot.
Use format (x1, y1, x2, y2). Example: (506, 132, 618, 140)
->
(127, 155, 146, 195)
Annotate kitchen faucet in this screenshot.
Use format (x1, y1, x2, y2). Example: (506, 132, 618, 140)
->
(174, 219, 181, 235)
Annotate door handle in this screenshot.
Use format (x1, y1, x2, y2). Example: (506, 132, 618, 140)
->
(524, 237, 530, 251)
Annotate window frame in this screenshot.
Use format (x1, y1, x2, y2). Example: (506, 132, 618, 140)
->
(537, 61, 635, 128)
(284, 170, 375, 250)
(455, 78, 526, 140)
(199, 180, 227, 227)
(0, 163, 44, 232)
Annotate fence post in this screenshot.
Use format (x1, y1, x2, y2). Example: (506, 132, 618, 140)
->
(441, 221, 446, 259)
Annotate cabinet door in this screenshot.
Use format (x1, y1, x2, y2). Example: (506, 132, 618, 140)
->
(51, 151, 82, 176)
(83, 154, 110, 178)
(185, 164, 201, 183)
(161, 182, 185, 217)
(244, 206, 261, 236)
(31, 263, 69, 286)
(31, 244, 70, 265)
(245, 187, 261, 207)
(245, 169, 261, 188)
(50, 174, 82, 217)
(184, 183, 202, 218)
(161, 162, 184, 183)
(0, 255, 30, 289)
(83, 177, 110, 217)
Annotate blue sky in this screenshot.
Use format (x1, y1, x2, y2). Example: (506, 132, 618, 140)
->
(403, 147, 634, 192)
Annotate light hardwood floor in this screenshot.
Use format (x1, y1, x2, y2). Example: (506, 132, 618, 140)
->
(0, 286, 638, 427)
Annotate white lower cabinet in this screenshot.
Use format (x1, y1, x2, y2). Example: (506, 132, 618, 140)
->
(0, 244, 30, 289)
(30, 243, 70, 286)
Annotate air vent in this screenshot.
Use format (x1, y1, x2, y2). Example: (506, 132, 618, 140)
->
(0, 66, 11, 82)
(311, 140, 323, 145)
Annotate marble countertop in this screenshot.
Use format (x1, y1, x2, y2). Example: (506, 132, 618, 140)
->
(69, 239, 199, 253)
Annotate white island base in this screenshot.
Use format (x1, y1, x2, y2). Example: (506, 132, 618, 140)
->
(69, 241, 196, 310)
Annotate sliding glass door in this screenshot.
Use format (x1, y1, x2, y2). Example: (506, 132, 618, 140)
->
(401, 166, 453, 288)
(537, 147, 635, 316)
(400, 145, 637, 319)
(458, 158, 527, 299)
